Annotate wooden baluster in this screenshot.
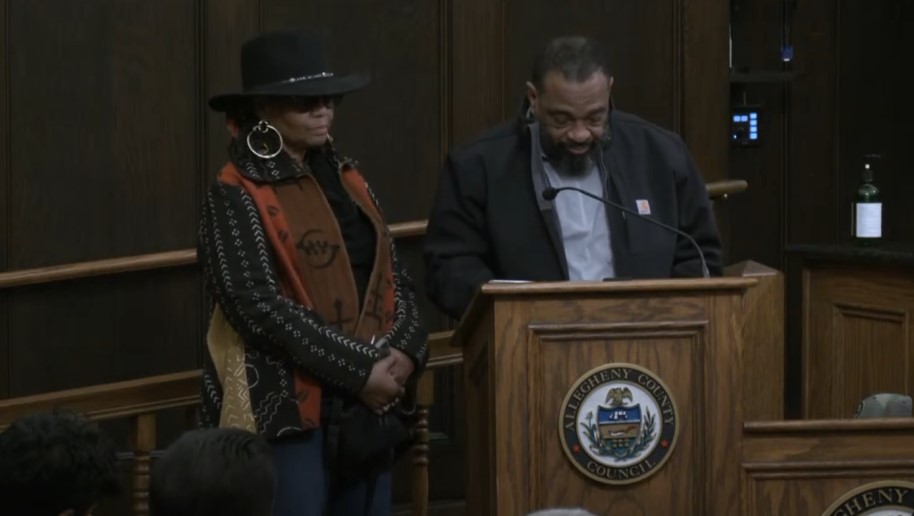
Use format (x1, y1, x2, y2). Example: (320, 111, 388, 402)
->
(412, 407, 430, 516)
(184, 405, 199, 430)
(129, 413, 156, 516)
(412, 373, 435, 516)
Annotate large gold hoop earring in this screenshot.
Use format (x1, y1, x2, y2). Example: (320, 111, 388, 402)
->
(246, 120, 283, 159)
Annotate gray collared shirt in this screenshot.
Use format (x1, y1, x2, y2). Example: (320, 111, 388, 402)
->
(542, 158, 616, 280)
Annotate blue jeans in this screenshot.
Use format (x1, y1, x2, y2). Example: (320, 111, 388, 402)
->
(269, 428, 392, 516)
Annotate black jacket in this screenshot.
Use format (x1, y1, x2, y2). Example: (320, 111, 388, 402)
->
(424, 109, 723, 320)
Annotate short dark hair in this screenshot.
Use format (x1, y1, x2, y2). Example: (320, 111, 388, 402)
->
(150, 428, 276, 516)
(0, 410, 121, 516)
(531, 36, 610, 89)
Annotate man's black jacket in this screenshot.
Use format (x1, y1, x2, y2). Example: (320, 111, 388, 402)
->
(424, 109, 723, 320)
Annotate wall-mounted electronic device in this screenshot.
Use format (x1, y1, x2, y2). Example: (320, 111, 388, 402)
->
(731, 105, 761, 147)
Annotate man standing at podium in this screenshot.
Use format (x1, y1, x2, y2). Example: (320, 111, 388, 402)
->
(424, 36, 723, 320)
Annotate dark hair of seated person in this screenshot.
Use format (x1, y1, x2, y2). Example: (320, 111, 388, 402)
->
(149, 428, 276, 516)
(0, 410, 122, 516)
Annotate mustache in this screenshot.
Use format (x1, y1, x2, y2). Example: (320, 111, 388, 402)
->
(538, 123, 611, 152)
(540, 135, 600, 157)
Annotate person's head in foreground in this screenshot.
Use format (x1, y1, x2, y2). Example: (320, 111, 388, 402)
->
(0, 410, 121, 516)
(150, 428, 276, 516)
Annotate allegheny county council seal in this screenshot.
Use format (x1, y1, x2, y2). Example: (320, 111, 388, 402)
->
(558, 363, 678, 486)
(821, 480, 914, 516)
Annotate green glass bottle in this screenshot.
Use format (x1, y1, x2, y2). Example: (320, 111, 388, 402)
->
(852, 154, 882, 246)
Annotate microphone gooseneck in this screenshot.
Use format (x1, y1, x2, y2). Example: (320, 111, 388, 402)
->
(541, 186, 710, 278)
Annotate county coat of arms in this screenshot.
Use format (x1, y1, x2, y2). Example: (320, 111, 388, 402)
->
(559, 363, 678, 485)
(821, 481, 914, 516)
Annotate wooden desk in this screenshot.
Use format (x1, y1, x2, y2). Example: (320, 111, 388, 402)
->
(788, 243, 914, 419)
(742, 419, 914, 514)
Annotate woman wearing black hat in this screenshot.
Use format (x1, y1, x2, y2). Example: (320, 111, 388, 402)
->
(199, 29, 428, 516)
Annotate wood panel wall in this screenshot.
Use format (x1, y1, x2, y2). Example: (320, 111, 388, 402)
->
(0, 0, 7, 399)
(2, 0, 204, 396)
(728, 0, 914, 255)
(726, 0, 913, 417)
(728, 0, 914, 265)
(727, 0, 787, 271)
(0, 0, 729, 397)
(789, 0, 914, 248)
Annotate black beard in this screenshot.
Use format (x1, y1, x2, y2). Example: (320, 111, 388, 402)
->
(539, 126, 595, 175)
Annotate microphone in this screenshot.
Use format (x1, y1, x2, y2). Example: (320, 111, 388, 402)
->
(541, 186, 710, 278)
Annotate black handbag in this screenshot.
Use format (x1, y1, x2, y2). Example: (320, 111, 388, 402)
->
(322, 387, 419, 482)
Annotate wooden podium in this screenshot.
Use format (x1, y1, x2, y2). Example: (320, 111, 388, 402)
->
(451, 263, 783, 515)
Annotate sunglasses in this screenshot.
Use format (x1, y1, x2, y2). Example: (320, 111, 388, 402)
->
(286, 95, 342, 112)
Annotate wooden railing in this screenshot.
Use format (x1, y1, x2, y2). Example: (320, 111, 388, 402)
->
(0, 179, 747, 515)
(0, 180, 745, 291)
(0, 220, 428, 290)
(707, 179, 747, 200)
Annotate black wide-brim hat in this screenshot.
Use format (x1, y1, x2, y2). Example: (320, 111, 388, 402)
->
(208, 29, 370, 112)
